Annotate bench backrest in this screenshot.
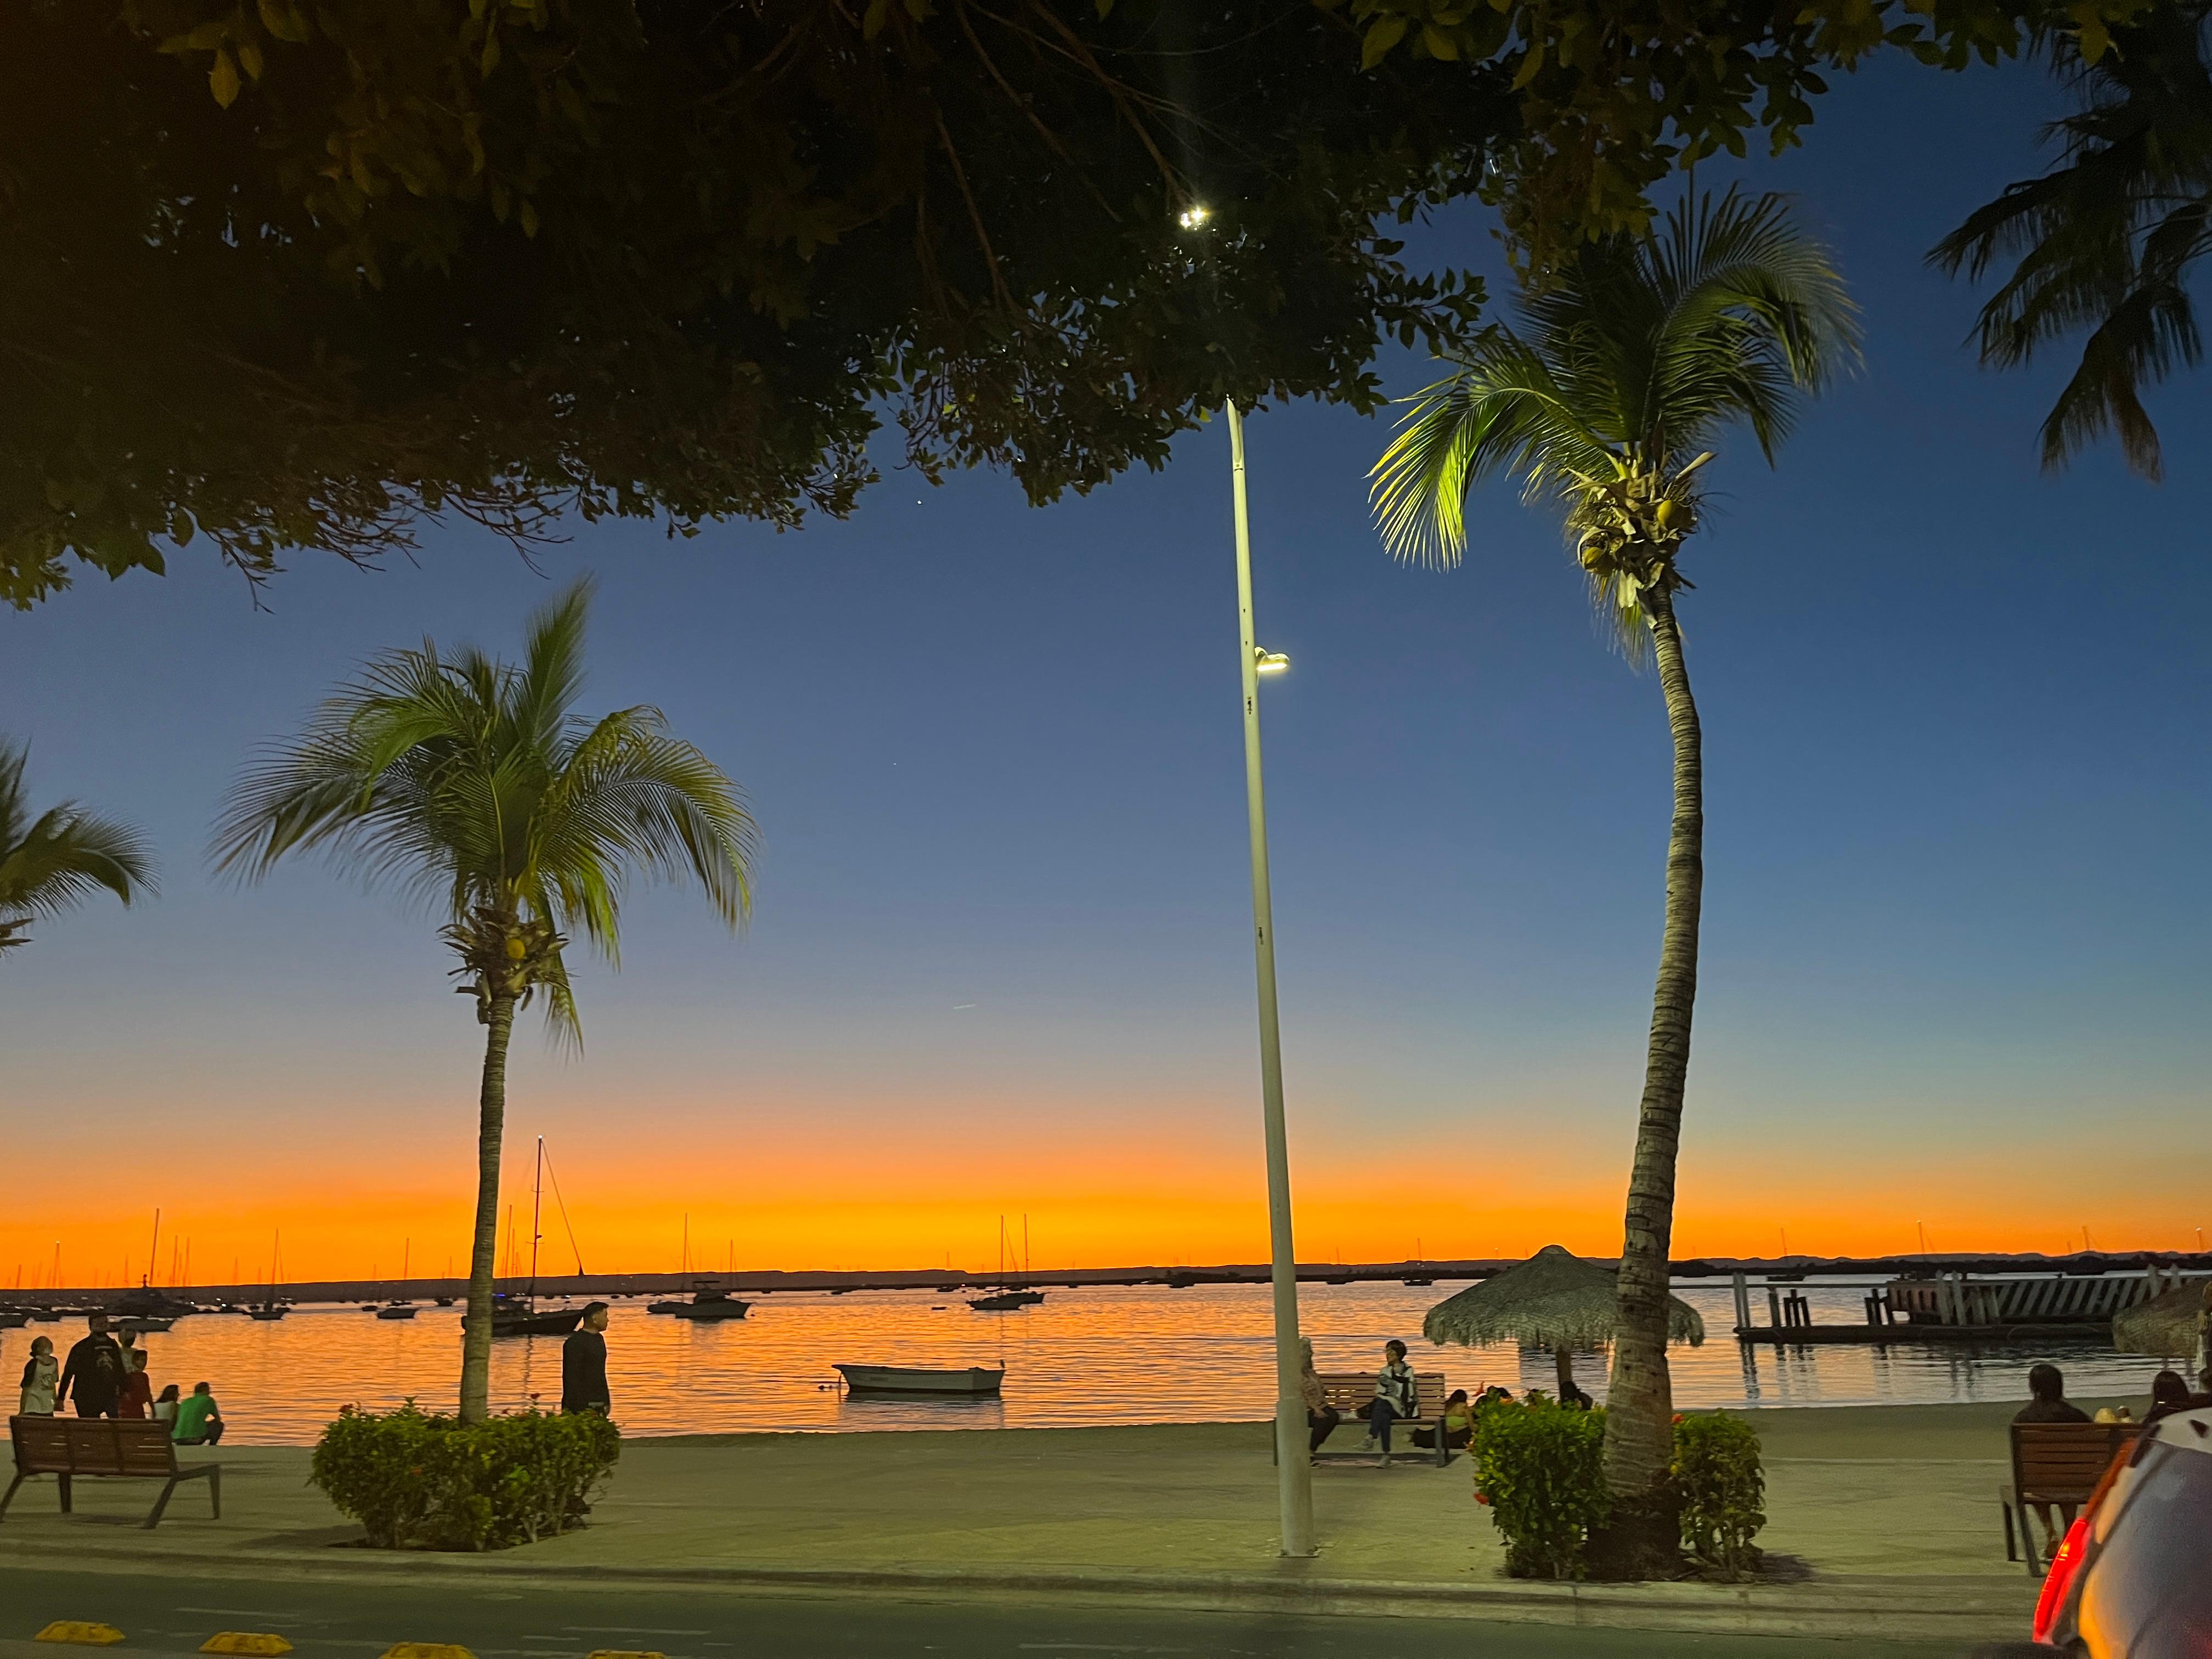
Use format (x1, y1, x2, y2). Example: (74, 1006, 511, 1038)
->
(2010, 1420, 2138, 1502)
(1312, 1372, 1452, 1417)
(10, 1415, 179, 1477)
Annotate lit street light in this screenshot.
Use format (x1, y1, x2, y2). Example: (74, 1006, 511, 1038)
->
(1225, 397, 1313, 1558)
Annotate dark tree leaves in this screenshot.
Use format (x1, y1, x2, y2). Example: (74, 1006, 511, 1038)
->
(1, 1, 1504, 606)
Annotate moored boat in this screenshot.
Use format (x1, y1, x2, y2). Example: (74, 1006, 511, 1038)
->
(375, 1305, 418, 1320)
(671, 1289, 749, 1322)
(968, 1289, 1044, 1311)
(834, 1363, 1004, 1395)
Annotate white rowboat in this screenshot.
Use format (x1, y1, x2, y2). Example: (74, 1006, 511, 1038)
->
(834, 1363, 1005, 1395)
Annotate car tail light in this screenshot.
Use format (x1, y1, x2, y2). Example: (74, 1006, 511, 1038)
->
(2034, 1515, 2092, 1643)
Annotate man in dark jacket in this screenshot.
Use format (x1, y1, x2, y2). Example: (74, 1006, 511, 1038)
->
(561, 1301, 611, 1415)
(56, 1312, 125, 1418)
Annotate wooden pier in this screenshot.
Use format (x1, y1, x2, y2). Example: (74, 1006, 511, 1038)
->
(1729, 1266, 2205, 1346)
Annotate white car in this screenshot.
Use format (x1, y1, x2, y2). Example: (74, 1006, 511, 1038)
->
(1975, 1404, 2212, 1656)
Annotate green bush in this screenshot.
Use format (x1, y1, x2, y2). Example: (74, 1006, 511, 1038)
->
(1671, 1412, 1765, 1578)
(311, 1402, 620, 1550)
(1470, 1395, 1611, 1578)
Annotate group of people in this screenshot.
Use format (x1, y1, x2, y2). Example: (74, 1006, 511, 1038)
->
(14, 1312, 225, 1443)
(1297, 1339, 1543, 1459)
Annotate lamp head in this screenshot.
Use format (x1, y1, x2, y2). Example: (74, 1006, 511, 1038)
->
(1254, 648, 1290, 676)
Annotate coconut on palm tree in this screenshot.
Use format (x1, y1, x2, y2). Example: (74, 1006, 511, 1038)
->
(212, 579, 756, 1422)
(1369, 189, 1855, 1571)
(1, 739, 154, 955)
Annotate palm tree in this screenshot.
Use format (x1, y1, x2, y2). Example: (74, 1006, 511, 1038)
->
(212, 579, 755, 1422)
(1, 740, 155, 955)
(1930, 0, 2211, 482)
(1369, 189, 1856, 1571)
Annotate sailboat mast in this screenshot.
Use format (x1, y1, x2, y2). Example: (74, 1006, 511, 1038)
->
(528, 1136, 545, 1304)
(1023, 1214, 1030, 1277)
(146, 1208, 161, 1289)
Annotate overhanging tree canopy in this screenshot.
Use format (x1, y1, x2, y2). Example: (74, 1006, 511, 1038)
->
(3, 0, 1502, 607)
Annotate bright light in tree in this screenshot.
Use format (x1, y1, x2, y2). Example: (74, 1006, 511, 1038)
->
(1178, 205, 1212, 230)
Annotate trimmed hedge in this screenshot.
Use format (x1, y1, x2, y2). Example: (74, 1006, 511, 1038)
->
(311, 1402, 619, 1550)
(1470, 1394, 1611, 1578)
(1672, 1411, 1765, 1578)
(1469, 1399, 1768, 1580)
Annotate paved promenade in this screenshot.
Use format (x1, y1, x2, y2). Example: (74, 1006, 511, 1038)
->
(0, 1398, 2117, 1644)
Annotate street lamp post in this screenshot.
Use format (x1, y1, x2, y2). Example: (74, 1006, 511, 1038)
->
(1226, 398, 1314, 1558)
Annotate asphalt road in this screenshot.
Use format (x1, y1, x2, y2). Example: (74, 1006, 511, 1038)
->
(0, 1566, 1978, 1659)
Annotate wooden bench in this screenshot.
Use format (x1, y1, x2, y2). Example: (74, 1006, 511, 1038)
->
(1998, 1420, 2137, 1576)
(2, 1416, 221, 1528)
(1306, 1372, 1455, 1467)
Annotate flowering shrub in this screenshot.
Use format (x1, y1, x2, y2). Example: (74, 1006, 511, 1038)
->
(1470, 1395, 1611, 1578)
(311, 1402, 619, 1550)
(1671, 1411, 1765, 1578)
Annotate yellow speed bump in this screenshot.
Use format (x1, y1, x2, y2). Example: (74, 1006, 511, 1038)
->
(202, 1637, 294, 1656)
(34, 1625, 125, 1647)
(381, 1647, 473, 1659)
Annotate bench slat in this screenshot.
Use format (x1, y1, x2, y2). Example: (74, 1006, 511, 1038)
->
(10, 1416, 183, 1477)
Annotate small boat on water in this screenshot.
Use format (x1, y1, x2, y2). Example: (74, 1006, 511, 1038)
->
(968, 1289, 1044, 1311)
(375, 1305, 418, 1321)
(27, 1310, 62, 1322)
(487, 1300, 584, 1338)
(672, 1289, 750, 1322)
(968, 1217, 1047, 1312)
(118, 1316, 174, 1334)
(248, 1307, 287, 1322)
(835, 1363, 1004, 1396)
(435, 1296, 454, 1307)
(0, 1311, 29, 1329)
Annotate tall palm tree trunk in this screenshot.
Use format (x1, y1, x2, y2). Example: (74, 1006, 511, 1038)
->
(459, 992, 516, 1423)
(1597, 581, 1703, 1569)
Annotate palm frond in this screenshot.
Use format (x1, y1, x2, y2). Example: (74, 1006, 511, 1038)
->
(1370, 332, 1612, 570)
(0, 740, 155, 953)
(1929, 2, 2212, 477)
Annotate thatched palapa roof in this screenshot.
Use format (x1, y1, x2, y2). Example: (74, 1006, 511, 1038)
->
(2113, 1282, 2208, 1358)
(1422, 1244, 1705, 1351)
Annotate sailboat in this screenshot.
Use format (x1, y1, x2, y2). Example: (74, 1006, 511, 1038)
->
(969, 1216, 1045, 1311)
(1403, 1237, 1434, 1286)
(248, 1232, 289, 1320)
(490, 1137, 584, 1338)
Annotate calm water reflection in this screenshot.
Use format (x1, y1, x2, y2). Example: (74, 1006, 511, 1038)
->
(16, 1279, 2179, 1444)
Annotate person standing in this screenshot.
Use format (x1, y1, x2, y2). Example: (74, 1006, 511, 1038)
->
(1359, 1339, 1419, 1456)
(561, 1302, 612, 1416)
(116, 1348, 154, 1419)
(18, 1335, 59, 1414)
(55, 1313, 125, 1418)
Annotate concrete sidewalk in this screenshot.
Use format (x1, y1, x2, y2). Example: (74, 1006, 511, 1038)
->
(0, 1400, 2096, 1643)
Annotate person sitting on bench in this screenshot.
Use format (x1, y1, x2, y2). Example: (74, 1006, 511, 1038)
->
(1358, 1340, 1418, 1455)
(1413, 1387, 1475, 1451)
(2015, 1363, 2090, 1555)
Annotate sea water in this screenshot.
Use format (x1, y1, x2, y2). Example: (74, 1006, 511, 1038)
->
(31, 1278, 2181, 1444)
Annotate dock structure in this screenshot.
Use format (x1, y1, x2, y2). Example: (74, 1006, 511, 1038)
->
(1731, 1265, 2209, 1346)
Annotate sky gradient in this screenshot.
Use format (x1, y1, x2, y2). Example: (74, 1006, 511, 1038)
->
(3, 54, 2208, 1289)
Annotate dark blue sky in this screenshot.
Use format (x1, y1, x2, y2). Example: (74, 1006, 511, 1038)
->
(3, 50, 2206, 1278)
